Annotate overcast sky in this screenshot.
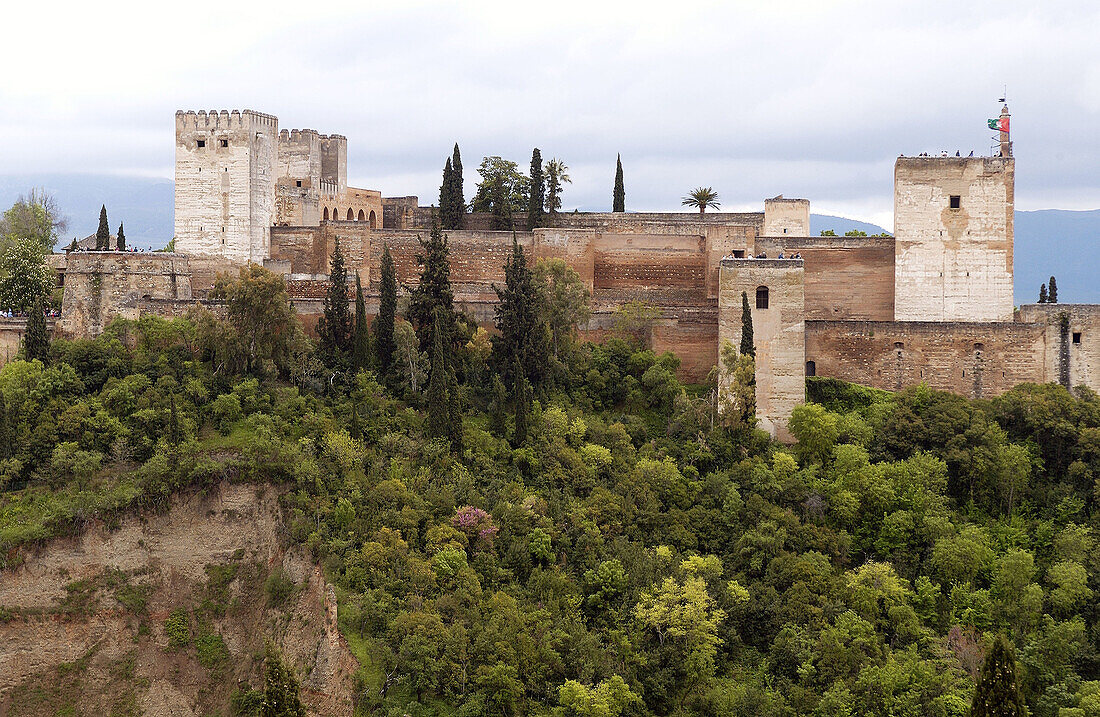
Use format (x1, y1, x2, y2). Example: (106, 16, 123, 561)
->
(1, 0, 1097, 228)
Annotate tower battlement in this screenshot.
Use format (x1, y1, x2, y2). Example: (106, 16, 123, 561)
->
(175, 109, 278, 131)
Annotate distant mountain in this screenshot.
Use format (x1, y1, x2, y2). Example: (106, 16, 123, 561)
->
(810, 214, 890, 237)
(2, 175, 1096, 303)
(1014, 209, 1100, 305)
(0, 174, 174, 250)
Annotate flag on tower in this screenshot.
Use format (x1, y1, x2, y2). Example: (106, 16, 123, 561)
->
(988, 117, 1009, 132)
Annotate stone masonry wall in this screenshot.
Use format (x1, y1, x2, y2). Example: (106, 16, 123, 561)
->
(805, 320, 1047, 398)
(57, 252, 195, 338)
(762, 197, 810, 237)
(757, 236, 895, 321)
(894, 157, 1014, 322)
(1016, 304, 1100, 395)
(175, 110, 278, 264)
(719, 259, 805, 441)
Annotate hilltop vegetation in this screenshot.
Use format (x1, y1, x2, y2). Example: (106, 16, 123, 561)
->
(4, 236, 1100, 715)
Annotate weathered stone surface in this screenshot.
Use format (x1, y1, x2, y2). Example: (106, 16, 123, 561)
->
(1017, 304, 1100, 391)
(719, 258, 805, 441)
(894, 156, 1014, 322)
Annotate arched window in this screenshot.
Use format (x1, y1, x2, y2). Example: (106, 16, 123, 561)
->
(369, 210, 377, 229)
(357, 209, 365, 221)
(347, 208, 354, 220)
(323, 207, 329, 221)
(756, 285, 769, 310)
(805, 360, 816, 377)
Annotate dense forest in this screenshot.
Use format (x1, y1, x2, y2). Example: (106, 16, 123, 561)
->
(2, 221, 1099, 716)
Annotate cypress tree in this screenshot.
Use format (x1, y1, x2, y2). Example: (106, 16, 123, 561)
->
(488, 374, 508, 436)
(440, 157, 455, 228)
(526, 148, 545, 231)
(349, 402, 362, 440)
(426, 309, 450, 442)
(740, 291, 755, 357)
(96, 205, 110, 250)
(116, 222, 126, 251)
(512, 355, 529, 446)
(168, 394, 181, 446)
(352, 272, 370, 372)
(1049, 275, 1058, 303)
(970, 635, 1025, 717)
(66, 238, 77, 253)
(23, 296, 49, 364)
(447, 368, 464, 452)
(262, 644, 307, 717)
(452, 144, 465, 229)
(375, 244, 397, 375)
(317, 238, 352, 363)
(1039, 283, 1048, 303)
(494, 236, 548, 391)
(613, 154, 625, 212)
(0, 393, 11, 461)
(408, 217, 456, 356)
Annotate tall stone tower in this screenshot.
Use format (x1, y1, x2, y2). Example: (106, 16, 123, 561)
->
(718, 257, 805, 441)
(893, 147, 1014, 322)
(174, 110, 278, 263)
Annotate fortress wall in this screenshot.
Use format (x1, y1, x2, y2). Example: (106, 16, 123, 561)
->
(547, 211, 764, 233)
(757, 236, 895, 321)
(805, 320, 1047, 398)
(277, 128, 322, 183)
(763, 198, 810, 237)
(57, 252, 194, 338)
(591, 232, 708, 306)
(1017, 304, 1100, 394)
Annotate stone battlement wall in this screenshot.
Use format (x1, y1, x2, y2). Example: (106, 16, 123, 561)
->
(805, 319, 1047, 398)
(1016, 304, 1100, 392)
(756, 236, 895, 320)
(57, 252, 195, 338)
(174, 109, 278, 131)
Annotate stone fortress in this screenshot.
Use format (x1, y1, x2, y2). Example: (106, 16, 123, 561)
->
(41, 106, 1100, 441)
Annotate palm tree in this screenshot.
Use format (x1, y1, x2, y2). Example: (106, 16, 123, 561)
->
(545, 159, 572, 214)
(682, 187, 720, 213)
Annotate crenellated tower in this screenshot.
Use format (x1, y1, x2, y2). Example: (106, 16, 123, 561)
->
(174, 109, 278, 263)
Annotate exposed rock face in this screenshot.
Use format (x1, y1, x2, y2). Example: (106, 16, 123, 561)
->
(0, 482, 358, 717)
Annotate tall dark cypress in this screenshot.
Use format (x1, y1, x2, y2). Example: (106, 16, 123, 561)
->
(440, 157, 455, 228)
(116, 222, 126, 251)
(447, 368, 463, 452)
(318, 238, 352, 363)
(512, 355, 529, 446)
(352, 272, 370, 372)
(488, 374, 508, 436)
(408, 218, 456, 356)
(0, 393, 11, 461)
(740, 291, 755, 357)
(168, 394, 181, 446)
(1049, 276, 1058, 303)
(526, 148, 545, 231)
(426, 310, 450, 442)
(451, 144, 465, 229)
(613, 154, 625, 212)
(970, 635, 1025, 717)
(375, 244, 397, 374)
(23, 296, 49, 364)
(1039, 284, 1048, 304)
(494, 236, 548, 391)
(96, 205, 110, 250)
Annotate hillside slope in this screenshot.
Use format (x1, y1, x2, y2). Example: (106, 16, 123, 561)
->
(0, 481, 358, 717)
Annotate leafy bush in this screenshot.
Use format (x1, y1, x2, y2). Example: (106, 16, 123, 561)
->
(164, 607, 190, 648)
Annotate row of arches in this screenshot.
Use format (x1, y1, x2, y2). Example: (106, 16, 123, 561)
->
(323, 207, 377, 228)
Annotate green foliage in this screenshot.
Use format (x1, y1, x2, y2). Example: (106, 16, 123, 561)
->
(1049, 276, 1058, 303)
(375, 244, 397, 376)
(471, 156, 529, 229)
(165, 607, 190, 648)
(613, 154, 625, 212)
(262, 644, 306, 717)
(95, 205, 109, 250)
(682, 186, 720, 213)
(440, 144, 466, 230)
(1, 189, 67, 254)
(527, 148, 545, 231)
(116, 222, 126, 251)
(265, 568, 297, 608)
(0, 237, 54, 313)
(196, 631, 230, 669)
(971, 635, 1026, 716)
(407, 220, 457, 356)
(22, 295, 51, 363)
(494, 238, 549, 392)
(545, 158, 571, 214)
(740, 290, 754, 358)
(317, 237, 351, 365)
(352, 272, 370, 372)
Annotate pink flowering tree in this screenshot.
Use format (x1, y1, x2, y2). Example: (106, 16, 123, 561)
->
(452, 506, 498, 551)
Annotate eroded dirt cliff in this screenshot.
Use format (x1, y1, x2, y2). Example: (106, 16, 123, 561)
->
(0, 481, 359, 716)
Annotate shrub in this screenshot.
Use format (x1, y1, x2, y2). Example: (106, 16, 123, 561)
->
(164, 607, 190, 648)
(265, 568, 297, 608)
(195, 631, 229, 668)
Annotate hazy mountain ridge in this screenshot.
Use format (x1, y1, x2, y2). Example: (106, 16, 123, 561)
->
(1, 175, 1095, 303)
